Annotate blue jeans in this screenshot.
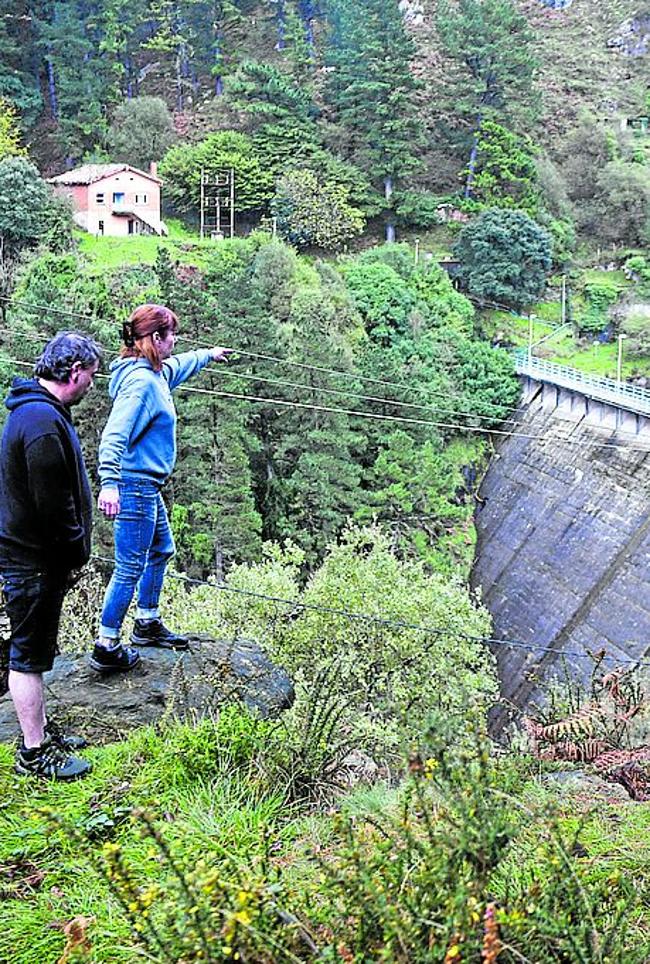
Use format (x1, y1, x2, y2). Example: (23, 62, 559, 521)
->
(100, 478, 175, 639)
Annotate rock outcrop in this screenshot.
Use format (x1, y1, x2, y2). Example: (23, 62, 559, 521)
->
(0, 635, 294, 745)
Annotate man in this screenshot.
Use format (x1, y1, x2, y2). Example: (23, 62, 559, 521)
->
(0, 331, 101, 780)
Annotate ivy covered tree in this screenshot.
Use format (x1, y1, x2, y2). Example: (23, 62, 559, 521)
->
(0, 98, 26, 159)
(472, 121, 539, 215)
(436, 0, 537, 199)
(453, 207, 552, 310)
(271, 169, 365, 250)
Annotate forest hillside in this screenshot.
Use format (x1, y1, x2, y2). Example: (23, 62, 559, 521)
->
(0, 2, 648, 962)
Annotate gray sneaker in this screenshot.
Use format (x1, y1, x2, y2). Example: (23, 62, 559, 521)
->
(15, 736, 91, 780)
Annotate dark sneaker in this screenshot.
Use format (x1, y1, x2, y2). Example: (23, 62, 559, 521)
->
(45, 718, 87, 751)
(88, 642, 141, 673)
(15, 736, 91, 781)
(131, 619, 189, 650)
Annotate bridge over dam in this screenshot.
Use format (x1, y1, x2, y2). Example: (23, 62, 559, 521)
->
(471, 352, 650, 732)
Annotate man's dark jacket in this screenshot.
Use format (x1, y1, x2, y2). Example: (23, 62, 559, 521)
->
(0, 378, 93, 571)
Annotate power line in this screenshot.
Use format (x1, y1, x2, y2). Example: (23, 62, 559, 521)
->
(88, 554, 650, 668)
(0, 319, 524, 428)
(0, 295, 94, 323)
(5, 352, 650, 453)
(171, 383, 650, 451)
(0, 293, 513, 410)
(5, 298, 648, 449)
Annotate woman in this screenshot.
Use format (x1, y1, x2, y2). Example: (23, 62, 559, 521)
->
(90, 304, 232, 673)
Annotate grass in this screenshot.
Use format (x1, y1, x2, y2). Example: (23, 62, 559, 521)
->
(75, 219, 222, 271)
(482, 263, 650, 380)
(0, 709, 648, 963)
(0, 715, 297, 964)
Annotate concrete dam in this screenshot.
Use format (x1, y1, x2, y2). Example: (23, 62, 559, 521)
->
(471, 355, 650, 730)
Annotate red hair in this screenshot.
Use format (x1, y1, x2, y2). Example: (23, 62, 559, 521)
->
(121, 304, 178, 372)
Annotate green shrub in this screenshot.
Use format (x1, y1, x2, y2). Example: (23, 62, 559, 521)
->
(579, 278, 623, 335)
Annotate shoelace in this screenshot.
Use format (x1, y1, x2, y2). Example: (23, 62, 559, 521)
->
(45, 720, 66, 745)
(26, 739, 69, 776)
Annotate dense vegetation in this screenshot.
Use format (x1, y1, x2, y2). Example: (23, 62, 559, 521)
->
(0, 2, 648, 962)
(1, 232, 519, 575)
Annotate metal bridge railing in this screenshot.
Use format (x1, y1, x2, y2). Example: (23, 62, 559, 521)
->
(513, 350, 650, 416)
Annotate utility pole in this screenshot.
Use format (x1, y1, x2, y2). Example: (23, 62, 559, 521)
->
(561, 275, 566, 325)
(617, 333, 626, 385)
(200, 167, 205, 240)
(200, 168, 235, 240)
(414, 238, 420, 266)
(528, 314, 534, 364)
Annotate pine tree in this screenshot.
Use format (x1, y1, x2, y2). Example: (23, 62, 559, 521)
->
(0, 1, 42, 126)
(267, 285, 365, 568)
(322, 0, 421, 237)
(436, 0, 537, 198)
(35, 1, 110, 158)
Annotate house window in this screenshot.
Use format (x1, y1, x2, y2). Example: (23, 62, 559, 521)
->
(96, 193, 104, 204)
(113, 192, 125, 205)
(135, 194, 148, 204)
(98, 220, 104, 236)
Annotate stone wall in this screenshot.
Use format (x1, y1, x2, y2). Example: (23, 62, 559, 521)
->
(472, 379, 650, 731)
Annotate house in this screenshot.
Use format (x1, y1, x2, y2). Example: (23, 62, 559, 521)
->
(47, 163, 167, 237)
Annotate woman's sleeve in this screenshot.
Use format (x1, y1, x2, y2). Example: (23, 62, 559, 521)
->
(163, 349, 213, 391)
(98, 390, 146, 488)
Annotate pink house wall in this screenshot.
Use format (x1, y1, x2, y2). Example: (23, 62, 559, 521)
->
(54, 170, 162, 237)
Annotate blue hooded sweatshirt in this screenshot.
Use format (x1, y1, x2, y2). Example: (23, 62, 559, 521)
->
(98, 349, 213, 488)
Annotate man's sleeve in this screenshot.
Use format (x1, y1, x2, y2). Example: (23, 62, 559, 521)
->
(25, 434, 87, 570)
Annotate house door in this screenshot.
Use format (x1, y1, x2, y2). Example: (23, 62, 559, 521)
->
(128, 219, 135, 235)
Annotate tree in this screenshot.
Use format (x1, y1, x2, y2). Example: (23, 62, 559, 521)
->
(35, 1, 110, 159)
(0, 157, 49, 257)
(595, 162, 650, 247)
(268, 285, 365, 568)
(436, 0, 537, 198)
(355, 430, 471, 570)
(322, 0, 421, 236)
(229, 60, 320, 172)
(453, 208, 552, 310)
(108, 96, 177, 170)
(342, 261, 418, 342)
(271, 170, 365, 250)
(0, 98, 26, 159)
(471, 121, 539, 214)
(159, 131, 274, 217)
(0, 1, 42, 126)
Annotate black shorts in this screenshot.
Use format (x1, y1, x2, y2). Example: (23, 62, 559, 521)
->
(0, 565, 68, 679)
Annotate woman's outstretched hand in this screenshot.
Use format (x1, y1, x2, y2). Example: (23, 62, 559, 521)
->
(98, 486, 120, 518)
(210, 347, 235, 362)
